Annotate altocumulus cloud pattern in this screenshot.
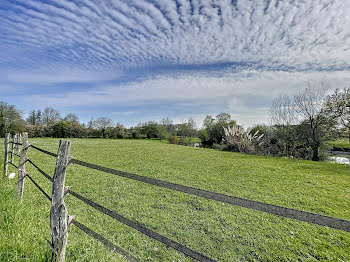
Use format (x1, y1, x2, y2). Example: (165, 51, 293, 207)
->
(1, 0, 350, 126)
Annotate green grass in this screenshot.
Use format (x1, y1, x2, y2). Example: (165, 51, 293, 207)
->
(328, 138, 350, 150)
(1, 138, 350, 261)
(159, 136, 201, 144)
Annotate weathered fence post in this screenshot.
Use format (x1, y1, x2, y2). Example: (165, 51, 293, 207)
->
(17, 132, 29, 200)
(3, 133, 10, 177)
(50, 140, 71, 262)
(16, 134, 21, 154)
(10, 134, 16, 163)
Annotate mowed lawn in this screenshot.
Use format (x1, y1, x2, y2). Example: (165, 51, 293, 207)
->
(1, 138, 349, 261)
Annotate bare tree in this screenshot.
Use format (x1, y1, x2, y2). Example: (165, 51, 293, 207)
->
(269, 94, 297, 126)
(93, 117, 113, 138)
(294, 82, 335, 161)
(294, 82, 329, 122)
(160, 118, 172, 126)
(42, 107, 61, 126)
(87, 117, 94, 129)
(269, 82, 336, 160)
(269, 94, 298, 156)
(64, 113, 79, 123)
(160, 117, 176, 135)
(203, 115, 215, 129)
(187, 117, 197, 137)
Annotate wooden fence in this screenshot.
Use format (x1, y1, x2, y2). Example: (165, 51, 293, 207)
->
(3, 132, 350, 262)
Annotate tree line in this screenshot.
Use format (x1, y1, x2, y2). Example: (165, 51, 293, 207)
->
(0, 104, 201, 142)
(0, 83, 348, 161)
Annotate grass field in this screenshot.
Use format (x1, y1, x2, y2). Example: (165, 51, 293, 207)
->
(1, 138, 350, 261)
(328, 138, 350, 150)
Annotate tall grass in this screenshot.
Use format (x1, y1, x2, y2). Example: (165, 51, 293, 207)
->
(0, 178, 50, 261)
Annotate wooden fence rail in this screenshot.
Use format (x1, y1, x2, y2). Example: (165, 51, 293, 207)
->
(2, 132, 350, 262)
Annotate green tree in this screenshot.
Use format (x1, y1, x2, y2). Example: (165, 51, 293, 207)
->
(0, 112, 5, 136)
(202, 113, 236, 145)
(203, 115, 215, 129)
(36, 110, 42, 126)
(26, 109, 43, 126)
(325, 87, 350, 141)
(52, 121, 69, 138)
(106, 123, 126, 139)
(161, 118, 176, 135)
(198, 129, 209, 144)
(67, 121, 86, 138)
(0, 102, 25, 136)
(142, 121, 166, 139)
(27, 110, 37, 125)
(177, 118, 197, 138)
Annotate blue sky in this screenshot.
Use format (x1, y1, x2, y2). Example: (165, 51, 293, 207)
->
(1, 0, 350, 127)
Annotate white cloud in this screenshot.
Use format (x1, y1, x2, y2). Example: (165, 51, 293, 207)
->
(1, 0, 350, 126)
(13, 69, 350, 126)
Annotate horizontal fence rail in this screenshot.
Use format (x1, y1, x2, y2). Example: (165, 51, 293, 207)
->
(3, 133, 350, 262)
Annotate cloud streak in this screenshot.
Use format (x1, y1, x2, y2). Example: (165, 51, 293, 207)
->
(1, 0, 350, 72)
(1, 0, 350, 126)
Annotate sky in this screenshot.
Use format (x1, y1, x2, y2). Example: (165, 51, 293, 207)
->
(1, 0, 350, 128)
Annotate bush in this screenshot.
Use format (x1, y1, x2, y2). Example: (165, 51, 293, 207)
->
(212, 143, 225, 150)
(87, 128, 102, 138)
(179, 136, 192, 146)
(52, 120, 69, 138)
(168, 135, 179, 144)
(141, 121, 167, 139)
(106, 123, 126, 139)
(222, 125, 264, 154)
(198, 129, 210, 145)
(131, 130, 140, 139)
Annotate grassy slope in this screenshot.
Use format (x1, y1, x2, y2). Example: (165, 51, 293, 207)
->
(0, 138, 349, 261)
